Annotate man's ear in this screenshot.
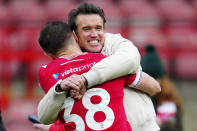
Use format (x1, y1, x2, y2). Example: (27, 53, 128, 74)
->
(72, 31, 79, 43)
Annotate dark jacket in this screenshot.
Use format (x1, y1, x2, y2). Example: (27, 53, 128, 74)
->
(0, 112, 6, 131)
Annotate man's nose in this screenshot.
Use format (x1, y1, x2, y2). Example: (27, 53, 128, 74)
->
(90, 29, 97, 37)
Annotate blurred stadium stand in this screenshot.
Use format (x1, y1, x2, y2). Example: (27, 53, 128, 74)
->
(44, 0, 77, 21)
(0, 0, 197, 130)
(155, 0, 196, 24)
(0, 0, 196, 96)
(0, 0, 196, 102)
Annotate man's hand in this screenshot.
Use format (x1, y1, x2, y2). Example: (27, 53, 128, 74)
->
(33, 123, 50, 131)
(69, 74, 87, 100)
(70, 84, 86, 100)
(60, 74, 83, 91)
(60, 74, 87, 100)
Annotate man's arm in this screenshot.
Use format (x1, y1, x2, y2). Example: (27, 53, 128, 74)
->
(37, 80, 66, 124)
(135, 72, 161, 96)
(126, 71, 161, 96)
(38, 74, 86, 124)
(83, 33, 141, 88)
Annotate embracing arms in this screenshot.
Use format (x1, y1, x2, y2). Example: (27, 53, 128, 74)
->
(82, 33, 141, 88)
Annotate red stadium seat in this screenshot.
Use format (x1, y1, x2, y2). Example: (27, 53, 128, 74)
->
(0, 26, 18, 53)
(0, 3, 10, 24)
(119, 0, 161, 26)
(0, 61, 2, 77)
(4, 99, 38, 131)
(6, 29, 28, 51)
(0, 26, 28, 79)
(129, 26, 168, 49)
(166, 26, 197, 49)
(15, 25, 43, 52)
(155, 0, 195, 23)
(44, 0, 77, 21)
(0, 27, 8, 51)
(192, 0, 197, 23)
(175, 53, 197, 79)
(105, 25, 123, 34)
(8, 0, 47, 23)
(13, 25, 50, 97)
(84, 0, 124, 26)
(0, 27, 15, 108)
(129, 26, 171, 74)
(164, 25, 197, 79)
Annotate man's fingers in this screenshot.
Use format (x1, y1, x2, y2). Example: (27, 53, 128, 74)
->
(61, 78, 80, 91)
(80, 84, 86, 96)
(33, 123, 50, 131)
(70, 89, 82, 100)
(67, 79, 81, 90)
(76, 95, 82, 100)
(70, 74, 86, 88)
(70, 89, 79, 97)
(60, 74, 86, 94)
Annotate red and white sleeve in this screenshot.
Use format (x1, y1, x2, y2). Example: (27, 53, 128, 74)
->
(125, 69, 142, 88)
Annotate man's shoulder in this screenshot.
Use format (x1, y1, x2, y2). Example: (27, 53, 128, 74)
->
(105, 33, 122, 39)
(104, 33, 131, 45)
(71, 53, 105, 61)
(38, 58, 66, 74)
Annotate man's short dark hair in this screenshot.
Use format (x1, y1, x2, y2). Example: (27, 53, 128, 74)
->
(68, 3, 106, 32)
(39, 21, 72, 56)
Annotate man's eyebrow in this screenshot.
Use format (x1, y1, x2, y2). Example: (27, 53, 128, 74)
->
(97, 25, 103, 28)
(82, 26, 89, 28)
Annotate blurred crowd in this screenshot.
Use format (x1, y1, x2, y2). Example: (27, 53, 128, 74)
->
(141, 45, 183, 131)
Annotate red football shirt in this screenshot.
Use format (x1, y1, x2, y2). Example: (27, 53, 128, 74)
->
(39, 53, 137, 131)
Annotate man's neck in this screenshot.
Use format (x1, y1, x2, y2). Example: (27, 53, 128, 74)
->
(56, 40, 83, 59)
(57, 50, 83, 59)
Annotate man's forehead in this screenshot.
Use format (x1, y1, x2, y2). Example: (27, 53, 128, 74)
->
(76, 14, 103, 26)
